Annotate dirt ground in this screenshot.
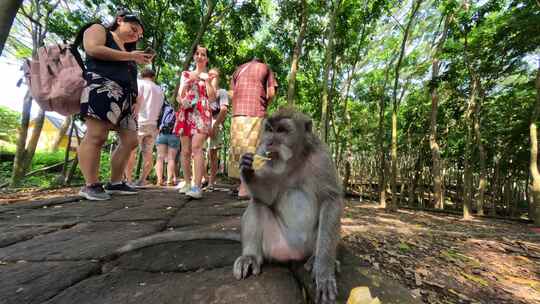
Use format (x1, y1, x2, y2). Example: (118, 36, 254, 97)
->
(2, 187, 539, 304)
(342, 199, 540, 304)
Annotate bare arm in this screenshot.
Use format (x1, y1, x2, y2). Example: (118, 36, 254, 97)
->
(266, 85, 275, 103)
(208, 76, 219, 102)
(83, 24, 133, 61)
(176, 74, 189, 109)
(83, 24, 151, 64)
(213, 106, 227, 128)
(266, 70, 277, 104)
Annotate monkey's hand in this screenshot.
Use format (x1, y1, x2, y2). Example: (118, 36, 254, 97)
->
(305, 256, 338, 304)
(233, 255, 261, 279)
(240, 153, 255, 180)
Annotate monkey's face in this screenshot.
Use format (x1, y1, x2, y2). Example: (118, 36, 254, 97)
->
(257, 116, 312, 173)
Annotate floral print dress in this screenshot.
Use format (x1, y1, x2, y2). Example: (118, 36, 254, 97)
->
(174, 71, 212, 137)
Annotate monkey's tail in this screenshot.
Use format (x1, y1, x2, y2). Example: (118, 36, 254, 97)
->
(115, 230, 241, 255)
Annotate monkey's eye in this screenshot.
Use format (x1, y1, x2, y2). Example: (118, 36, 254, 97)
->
(264, 124, 273, 132)
(276, 126, 289, 133)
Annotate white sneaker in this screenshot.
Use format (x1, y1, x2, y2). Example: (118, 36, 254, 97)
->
(178, 182, 191, 194)
(186, 186, 202, 199)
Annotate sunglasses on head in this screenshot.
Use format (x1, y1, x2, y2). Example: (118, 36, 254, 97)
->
(121, 13, 144, 31)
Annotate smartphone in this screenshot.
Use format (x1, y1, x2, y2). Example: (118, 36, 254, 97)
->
(144, 47, 156, 55)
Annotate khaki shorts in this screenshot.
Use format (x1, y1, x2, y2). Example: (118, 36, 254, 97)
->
(228, 116, 263, 179)
(208, 124, 223, 150)
(138, 124, 158, 154)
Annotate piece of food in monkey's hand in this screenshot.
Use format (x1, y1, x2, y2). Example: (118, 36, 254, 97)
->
(252, 154, 271, 170)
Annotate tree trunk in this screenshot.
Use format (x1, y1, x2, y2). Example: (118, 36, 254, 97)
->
(463, 81, 477, 220)
(377, 101, 387, 208)
(286, 0, 307, 105)
(320, 0, 340, 143)
(492, 152, 501, 216)
(529, 60, 540, 225)
(474, 81, 487, 216)
(22, 108, 45, 174)
(388, 0, 423, 212)
(51, 116, 72, 152)
(10, 91, 32, 187)
(182, 0, 216, 71)
(429, 14, 450, 210)
(0, 0, 22, 56)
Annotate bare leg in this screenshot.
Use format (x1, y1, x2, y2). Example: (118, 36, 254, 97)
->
(155, 144, 167, 185)
(138, 135, 155, 183)
(167, 147, 178, 184)
(77, 118, 111, 185)
(124, 147, 138, 183)
(209, 148, 219, 185)
(238, 182, 249, 197)
(110, 128, 138, 183)
(191, 133, 207, 188)
(180, 136, 192, 186)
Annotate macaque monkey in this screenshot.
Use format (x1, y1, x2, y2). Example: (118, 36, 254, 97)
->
(115, 108, 343, 304)
(235, 108, 343, 304)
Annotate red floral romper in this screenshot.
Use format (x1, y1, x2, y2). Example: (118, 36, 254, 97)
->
(174, 71, 212, 137)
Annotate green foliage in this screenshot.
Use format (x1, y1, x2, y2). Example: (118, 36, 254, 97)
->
(0, 106, 21, 143)
(0, 149, 84, 188)
(4, 0, 538, 202)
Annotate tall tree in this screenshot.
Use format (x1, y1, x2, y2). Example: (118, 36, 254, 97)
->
(530, 61, 540, 225)
(429, 13, 451, 210)
(182, 0, 216, 71)
(320, 0, 341, 143)
(388, 0, 423, 211)
(11, 0, 61, 187)
(286, 0, 307, 105)
(0, 0, 23, 56)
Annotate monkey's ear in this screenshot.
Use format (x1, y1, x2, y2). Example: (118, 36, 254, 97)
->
(305, 119, 313, 133)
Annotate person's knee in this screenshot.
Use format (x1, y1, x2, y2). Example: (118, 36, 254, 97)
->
(181, 148, 191, 159)
(141, 144, 154, 159)
(120, 136, 139, 151)
(84, 133, 108, 148)
(156, 152, 166, 162)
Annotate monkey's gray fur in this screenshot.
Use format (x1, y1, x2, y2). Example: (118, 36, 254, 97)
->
(236, 107, 343, 304)
(115, 108, 343, 304)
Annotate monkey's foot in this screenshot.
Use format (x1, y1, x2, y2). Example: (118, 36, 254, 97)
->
(233, 255, 261, 280)
(304, 256, 341, 274)
(315, 275, 338, 304)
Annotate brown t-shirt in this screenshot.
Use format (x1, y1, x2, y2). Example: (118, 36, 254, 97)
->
(230, 60, 278, 117)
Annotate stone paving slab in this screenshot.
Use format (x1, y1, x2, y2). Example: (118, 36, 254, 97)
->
(0, 187, 422, 304)
(44, 266, 304, 304)
(0, 260, 101, 304)
(111, 239, 241, 273)
(0, 223, 75, 247)
(0, 202, 122, 225)
(0, 196, 82, 213)
(0, 221, 166, 261)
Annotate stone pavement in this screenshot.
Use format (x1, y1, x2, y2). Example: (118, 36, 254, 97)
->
(0, 186, 420, 304)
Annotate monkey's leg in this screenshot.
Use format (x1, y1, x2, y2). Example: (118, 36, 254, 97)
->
(233, 201, 266, 280)
(311, 198, 343, 304)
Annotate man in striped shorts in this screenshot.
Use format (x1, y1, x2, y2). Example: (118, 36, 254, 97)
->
(229, 57, 278, 199)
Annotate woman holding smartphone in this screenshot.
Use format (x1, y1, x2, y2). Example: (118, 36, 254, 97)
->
(174, 45, 217, 199)
(77, 11, 154, 201)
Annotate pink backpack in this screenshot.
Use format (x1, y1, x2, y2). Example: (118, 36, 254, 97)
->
(23, 43, 86, 116)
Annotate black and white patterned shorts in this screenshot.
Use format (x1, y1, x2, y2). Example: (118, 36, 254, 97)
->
(80, 72, 137, 131)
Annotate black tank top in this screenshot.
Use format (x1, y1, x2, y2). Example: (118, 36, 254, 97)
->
(84, 25, 137, 93)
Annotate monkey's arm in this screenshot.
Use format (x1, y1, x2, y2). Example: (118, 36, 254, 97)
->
(312, 191, 343, 304)
(240, 153, 280, 205)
